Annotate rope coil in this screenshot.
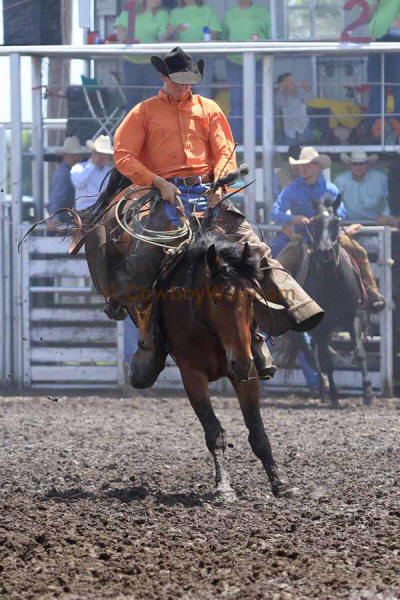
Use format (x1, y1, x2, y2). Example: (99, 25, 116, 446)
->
(114, 187, 194, 251)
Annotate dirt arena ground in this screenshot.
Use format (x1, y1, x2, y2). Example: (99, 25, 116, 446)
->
(1, 392, 399, 599)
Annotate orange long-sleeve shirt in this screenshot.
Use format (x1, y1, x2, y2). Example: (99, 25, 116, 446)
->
(114, 89, 237, 187)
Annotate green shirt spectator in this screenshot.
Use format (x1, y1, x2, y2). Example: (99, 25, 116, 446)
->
(169, 1, 221, 42)
(114, 0, 171, 109)
(367, 0, 400, 40)
(222, 1, 271, 65)
(115, 2, 169, 65)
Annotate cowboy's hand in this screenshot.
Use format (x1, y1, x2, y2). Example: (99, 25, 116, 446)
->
(291, 215, 310, 225)
(345, 223, 362, 236)
(153, 176, 181, 205)
(208, 188, 223, 209)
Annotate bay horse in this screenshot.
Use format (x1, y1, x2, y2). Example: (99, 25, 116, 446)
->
(283, 195, 375, 408)
(157, 233, 293, 501)
(46, 169, 295, 502)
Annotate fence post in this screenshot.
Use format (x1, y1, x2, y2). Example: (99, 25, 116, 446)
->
(380, 226, 393, 396)
(243, 52, 256, 223)
(31, 56, 44, 220)
(10, 53, 24, 386)
(262, 54, 274, 219)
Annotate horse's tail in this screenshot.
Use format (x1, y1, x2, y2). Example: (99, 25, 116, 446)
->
(18, 167, 132, 253)
(78, 167, 132, 229)
(18, 208, 83, 254)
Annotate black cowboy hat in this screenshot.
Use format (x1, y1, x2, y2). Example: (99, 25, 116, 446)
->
(151, 46, 204, 85)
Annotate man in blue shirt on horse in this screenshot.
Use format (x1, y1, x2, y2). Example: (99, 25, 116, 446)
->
(270, 147, 386, 312)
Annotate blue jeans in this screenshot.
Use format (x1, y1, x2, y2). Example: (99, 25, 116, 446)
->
(271, 238, 319, 392)
(163, 183, 210, 226)
(367, 34, 400, 126)
(225, 59, 263, 144)
(123, 60, 161, 110)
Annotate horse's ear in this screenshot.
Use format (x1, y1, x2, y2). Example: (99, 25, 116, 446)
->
(241, 242, 252, 262)
(206, 244, 218, 271)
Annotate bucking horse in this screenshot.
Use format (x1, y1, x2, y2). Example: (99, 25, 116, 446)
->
(23, 167, 296, 501)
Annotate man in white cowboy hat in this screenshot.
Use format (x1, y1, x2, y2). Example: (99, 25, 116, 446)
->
(334, 150, 390, 222)
(270, 146, 386, 312)
(109, 47, 324, 388)
(71, 135, 114, 212)
(47, 136, 88, 227)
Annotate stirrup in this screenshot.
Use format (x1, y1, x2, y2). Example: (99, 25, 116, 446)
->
(251, 330, 277, 380)
(370, 297, 386, 313)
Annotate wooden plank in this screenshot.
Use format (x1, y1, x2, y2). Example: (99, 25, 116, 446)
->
(31, 326, 116, 344)
(31, 307, 109, 323)
(29, 236, 81, 255)
(31, 346, 117, 363)
(31, 365, 118, 382)
(30, 258, 89, 278)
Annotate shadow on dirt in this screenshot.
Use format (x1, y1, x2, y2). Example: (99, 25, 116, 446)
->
(105, 486, 149, 503)
(155, 491, 205, 507)
(43, 487, 96, 502)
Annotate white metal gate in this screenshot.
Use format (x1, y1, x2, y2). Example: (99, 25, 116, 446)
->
(19, 230, 124, 390)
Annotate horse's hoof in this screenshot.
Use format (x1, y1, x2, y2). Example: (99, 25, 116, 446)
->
(212, 488, 238, 504)
(330, 398, 340, 409)
(363, 394, 375, 407)
(272, 481, 297, 499)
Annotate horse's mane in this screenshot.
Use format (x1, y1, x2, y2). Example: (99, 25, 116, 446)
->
(186, 233, 260, 282)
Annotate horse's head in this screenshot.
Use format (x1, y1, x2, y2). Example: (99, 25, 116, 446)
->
(199, 239, 260, 382)
(309, 193, 341, 265)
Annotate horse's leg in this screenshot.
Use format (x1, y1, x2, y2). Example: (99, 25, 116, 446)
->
(180, 368, 237, 502)
(350, 313, 375, 406)
(311, 336, 329, 403)
(230, 375, 295, 498)
(317, 334, 339, 408)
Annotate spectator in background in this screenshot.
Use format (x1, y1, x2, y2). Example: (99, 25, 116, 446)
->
(168, 0, 221, 98)
(275, 73, 312, 145)
(47, 136, 87, 230)
(115, 0, 171, 110)
(367, 0, 400, 139)
(71, 135, 114, 212)
(335, 150, 390, 222)
(272, 144, 301, 200)
(222, 0, 271, 144)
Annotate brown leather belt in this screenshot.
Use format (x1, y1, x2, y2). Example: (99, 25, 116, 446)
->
(167, 173, 214, 186)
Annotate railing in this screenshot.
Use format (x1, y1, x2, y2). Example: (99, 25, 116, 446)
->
(2, 41, 400, 225)
(0, 42, 397, 392)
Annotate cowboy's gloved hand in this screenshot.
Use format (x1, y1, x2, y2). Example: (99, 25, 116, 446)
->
(153, 176, 181, 205)
(345, 223, 362, 236)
